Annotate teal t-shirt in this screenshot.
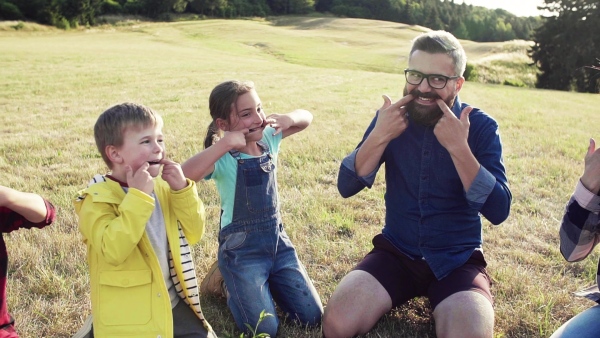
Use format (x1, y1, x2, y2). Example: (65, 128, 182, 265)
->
(207, 126, 282, 229)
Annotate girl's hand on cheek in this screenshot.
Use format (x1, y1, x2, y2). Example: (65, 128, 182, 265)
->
(160, 159, 187, 191)
(223, 130, 248, 150)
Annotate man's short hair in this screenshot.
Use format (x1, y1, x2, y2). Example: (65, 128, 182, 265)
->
(94, 102, 163, 168)
(410, 30, 467, 77)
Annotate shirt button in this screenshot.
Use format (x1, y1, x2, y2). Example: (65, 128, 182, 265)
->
(157, 335, 162, 338)
(157, 293, 161, 297)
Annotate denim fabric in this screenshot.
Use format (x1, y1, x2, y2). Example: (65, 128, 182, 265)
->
(337, 97, 511, 280)
(218, 142, 322, 337)
(550, 305, 600, 338)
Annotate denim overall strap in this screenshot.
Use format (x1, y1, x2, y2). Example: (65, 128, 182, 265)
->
(222, 140, 280, 235)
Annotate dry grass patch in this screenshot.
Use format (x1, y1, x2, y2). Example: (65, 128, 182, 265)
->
(1, 16, 599, 338)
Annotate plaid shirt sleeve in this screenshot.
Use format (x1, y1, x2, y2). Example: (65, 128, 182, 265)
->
(0, 199, 56, 233)
(559, 180, 600, 262)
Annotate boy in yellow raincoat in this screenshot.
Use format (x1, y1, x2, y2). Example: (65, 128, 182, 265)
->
(74, 103, 215, 338)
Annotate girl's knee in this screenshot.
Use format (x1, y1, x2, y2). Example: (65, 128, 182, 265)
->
(300, 306, 324, 326)
(252, 315, 279, 338)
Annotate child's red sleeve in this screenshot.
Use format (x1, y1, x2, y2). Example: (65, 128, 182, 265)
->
(0, 199, 55, 233)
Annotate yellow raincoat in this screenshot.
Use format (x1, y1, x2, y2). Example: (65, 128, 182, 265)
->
(74, 176, 211, 337)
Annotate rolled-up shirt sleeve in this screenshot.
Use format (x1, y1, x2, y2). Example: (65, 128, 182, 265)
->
(466, 166, 495, 206)
(338, 148, 380, 198)
(559, 180, 600, 262)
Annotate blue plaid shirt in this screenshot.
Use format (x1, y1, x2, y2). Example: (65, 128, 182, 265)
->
(559, 180, 600, 303)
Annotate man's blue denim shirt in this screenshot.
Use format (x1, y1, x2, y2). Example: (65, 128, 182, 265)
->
(338, 97, 511, 279)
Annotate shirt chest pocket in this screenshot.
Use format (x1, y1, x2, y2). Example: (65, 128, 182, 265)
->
(99, 270, 152, 326)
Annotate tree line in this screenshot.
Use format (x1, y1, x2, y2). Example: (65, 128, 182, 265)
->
(0, 0, 540, 42)
(1, 0, 597, 93)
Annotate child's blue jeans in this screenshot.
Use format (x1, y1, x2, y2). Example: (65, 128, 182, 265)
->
(218, 222, 323, 337)
(550, 304, 600, 338)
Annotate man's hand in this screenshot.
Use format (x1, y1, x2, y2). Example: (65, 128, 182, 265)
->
(581, 138, 600, 194)
(126, 163, 154, 195)
(161, 159, 187, 191)
(373, 94, 413, 143)
(433, 99, 473, 154)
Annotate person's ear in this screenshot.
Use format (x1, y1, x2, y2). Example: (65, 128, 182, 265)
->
(455, 77, 465, 92)
(216, 118, 229, 131)
(105, 145, 123, 164)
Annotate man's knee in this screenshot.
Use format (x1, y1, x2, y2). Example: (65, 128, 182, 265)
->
(433, 291, 494, 338)
(322, 306, 350, 338)
(322, 271, 391, 338)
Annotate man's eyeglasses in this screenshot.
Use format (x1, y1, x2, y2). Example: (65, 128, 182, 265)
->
(404, 69, 459, 89)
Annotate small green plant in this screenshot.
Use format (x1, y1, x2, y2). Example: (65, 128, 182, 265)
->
(11, 21, 24, 30)
(55, 17, 70, 30)
(464, 62, 478, 81)
(503, 78, 526, 87)
(241, 310, 274, 338)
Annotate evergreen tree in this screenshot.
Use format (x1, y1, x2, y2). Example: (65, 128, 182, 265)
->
(530, 0, 600, 92)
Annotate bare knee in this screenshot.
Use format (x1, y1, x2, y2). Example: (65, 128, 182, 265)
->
(433, 291, 494, 338)
(322, 271, 392, 338)
(322, 306, 350, 338)
(322, 291, 364, 338)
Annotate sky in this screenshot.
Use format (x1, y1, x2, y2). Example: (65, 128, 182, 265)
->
(458, 0, 548, 17)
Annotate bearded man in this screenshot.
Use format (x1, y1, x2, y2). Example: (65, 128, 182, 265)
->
(322, 30, 512, 338)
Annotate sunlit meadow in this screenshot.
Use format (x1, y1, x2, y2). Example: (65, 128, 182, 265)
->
(0, 16, 598, 337)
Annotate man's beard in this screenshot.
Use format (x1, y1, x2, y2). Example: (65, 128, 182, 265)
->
(403, 87, 455, 127)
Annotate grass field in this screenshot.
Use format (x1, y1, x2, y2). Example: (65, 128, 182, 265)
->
(0, 16, 599, 338)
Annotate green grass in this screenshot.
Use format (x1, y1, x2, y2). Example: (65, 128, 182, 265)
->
(1, 16, 598, 337)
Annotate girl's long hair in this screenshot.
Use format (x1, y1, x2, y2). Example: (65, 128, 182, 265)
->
(204, 80, 255, 149)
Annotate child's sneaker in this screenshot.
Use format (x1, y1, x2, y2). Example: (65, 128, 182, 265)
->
(200, 261, 228, 298)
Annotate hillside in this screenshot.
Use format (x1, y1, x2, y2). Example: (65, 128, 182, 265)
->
(2, 16, 537, 87)
(0, 16, 596, 338)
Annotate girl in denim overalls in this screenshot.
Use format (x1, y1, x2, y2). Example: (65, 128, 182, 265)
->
(182, 80, 323, 337)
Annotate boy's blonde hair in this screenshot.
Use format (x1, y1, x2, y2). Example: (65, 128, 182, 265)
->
(94, 102, 163, 168)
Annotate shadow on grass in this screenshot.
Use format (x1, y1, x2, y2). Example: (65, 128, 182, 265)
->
(202, 294, 435, 337)
(367, 298, 436, 338)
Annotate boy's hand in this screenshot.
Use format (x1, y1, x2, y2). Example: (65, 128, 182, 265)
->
(160, 159, 187, 191)
(223, 130, 248, 150)
(126, 163, 154, 195)
(264, 114, 293, 136)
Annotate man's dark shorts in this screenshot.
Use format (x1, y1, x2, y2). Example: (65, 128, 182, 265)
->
(354, 234, 493, 310)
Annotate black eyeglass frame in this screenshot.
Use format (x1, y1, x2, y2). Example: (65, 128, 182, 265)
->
(403, 69, 460, 89)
